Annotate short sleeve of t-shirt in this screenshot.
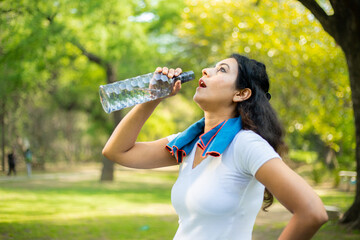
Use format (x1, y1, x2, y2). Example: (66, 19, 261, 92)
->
(233, 130, 281, 177)
(166, 132, 181, 143)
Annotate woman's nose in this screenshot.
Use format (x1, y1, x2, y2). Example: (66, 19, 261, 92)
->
(202, 68, 209, 77)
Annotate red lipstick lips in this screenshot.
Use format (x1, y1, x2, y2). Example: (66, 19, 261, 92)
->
(199, 79, 207, 88)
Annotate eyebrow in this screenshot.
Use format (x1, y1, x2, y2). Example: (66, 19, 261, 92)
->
(215, 62, 231, 69)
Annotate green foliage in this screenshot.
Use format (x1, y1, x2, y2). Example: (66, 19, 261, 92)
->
(0, 0, 190, 164)
(138, 94, 201, 141)
(311, 162, 326, 184)
(0, 0, 355, 170)
(290, 149, 318, 164)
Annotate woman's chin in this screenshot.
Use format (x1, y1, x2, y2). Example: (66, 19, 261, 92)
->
(193, 93, 201, 104)
(193, 95, 208, 111)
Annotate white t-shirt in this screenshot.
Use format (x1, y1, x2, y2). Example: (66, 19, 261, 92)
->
(167, 130, 281, 240)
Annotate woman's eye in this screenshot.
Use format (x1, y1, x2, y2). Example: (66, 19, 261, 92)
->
(217, 67, 226, 73)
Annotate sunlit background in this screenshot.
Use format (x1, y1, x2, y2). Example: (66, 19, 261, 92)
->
(0, 0, 358, 239)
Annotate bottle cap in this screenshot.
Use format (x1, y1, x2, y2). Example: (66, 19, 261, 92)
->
(174, 71, 195, 84)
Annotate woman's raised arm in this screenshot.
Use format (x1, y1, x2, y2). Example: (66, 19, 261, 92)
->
(102, 67, 182, 169)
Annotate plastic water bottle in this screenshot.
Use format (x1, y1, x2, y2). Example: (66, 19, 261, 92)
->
(99, 71, 195, 113)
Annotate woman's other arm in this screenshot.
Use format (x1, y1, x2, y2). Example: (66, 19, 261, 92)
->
(102, 67, 182, 169)
(255, 158, 328, 240)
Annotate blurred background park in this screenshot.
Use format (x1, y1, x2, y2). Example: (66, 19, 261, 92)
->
(1, 0, 359, 239)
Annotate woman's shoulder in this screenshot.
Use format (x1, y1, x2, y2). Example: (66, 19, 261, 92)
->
(231, 130, 281, 176)
(234, 129, 268, 145)
(232, 129, 279, 158)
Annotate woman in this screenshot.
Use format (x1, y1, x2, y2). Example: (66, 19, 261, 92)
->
(102, 54, 328, 239)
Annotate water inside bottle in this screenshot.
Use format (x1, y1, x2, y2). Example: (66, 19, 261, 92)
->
(99, 73, 172, 113)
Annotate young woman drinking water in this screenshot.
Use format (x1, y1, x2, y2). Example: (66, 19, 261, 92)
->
(102, 54, 328, 239)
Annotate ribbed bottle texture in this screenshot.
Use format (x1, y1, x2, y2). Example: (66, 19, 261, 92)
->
(99, 71, 195, 113)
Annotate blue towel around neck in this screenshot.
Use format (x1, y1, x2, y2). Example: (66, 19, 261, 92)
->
(166, 117, 242, 163)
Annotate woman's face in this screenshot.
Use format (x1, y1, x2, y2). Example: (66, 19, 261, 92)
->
(193, 58, 239, 111)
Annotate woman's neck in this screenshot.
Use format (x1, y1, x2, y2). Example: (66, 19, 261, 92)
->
(203, 111, 235, 133)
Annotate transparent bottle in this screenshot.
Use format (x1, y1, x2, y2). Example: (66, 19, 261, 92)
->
(99, 71, 195, 113)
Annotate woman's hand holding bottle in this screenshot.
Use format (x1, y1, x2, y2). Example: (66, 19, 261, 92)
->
(154, 67, 183, 99)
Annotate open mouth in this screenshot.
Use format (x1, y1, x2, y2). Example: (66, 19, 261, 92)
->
(199, 79, 207, 88)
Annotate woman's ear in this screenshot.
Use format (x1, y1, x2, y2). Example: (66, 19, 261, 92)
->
(233, 88, 252, 102)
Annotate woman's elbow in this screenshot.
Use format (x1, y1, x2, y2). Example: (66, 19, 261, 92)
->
(102, 147, 109, 158)
(102, 146, 117, 163)
(315, 208, 328, 226)
(306, 206, 328, 227)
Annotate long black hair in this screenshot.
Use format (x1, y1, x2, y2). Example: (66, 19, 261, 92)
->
(230, 53, 287, 211)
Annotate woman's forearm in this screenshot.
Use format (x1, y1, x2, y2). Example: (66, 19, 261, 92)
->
(102, 99, 162, 159)
(278, 212, 328, 240)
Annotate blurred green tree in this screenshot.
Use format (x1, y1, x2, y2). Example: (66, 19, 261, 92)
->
(0, 0, 191, 178)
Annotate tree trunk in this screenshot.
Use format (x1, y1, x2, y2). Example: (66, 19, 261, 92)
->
(100, 62, 122, 181)
(325, 147, 338, 170)
(100, 155, 114, 181)
(339, 46, 360, 229)
(1, 100, 5, 172)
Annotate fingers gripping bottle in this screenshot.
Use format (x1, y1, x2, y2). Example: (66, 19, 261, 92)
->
(99, 71, 195, 113)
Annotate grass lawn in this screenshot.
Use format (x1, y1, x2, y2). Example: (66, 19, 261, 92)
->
(1, 166, 360, 239)
(0, 168, 179, 240)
